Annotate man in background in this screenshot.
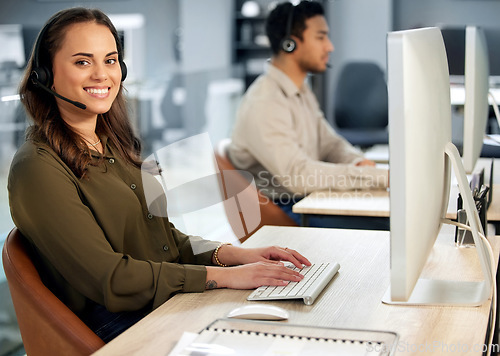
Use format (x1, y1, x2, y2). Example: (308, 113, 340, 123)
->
(228, 1, 388, 226)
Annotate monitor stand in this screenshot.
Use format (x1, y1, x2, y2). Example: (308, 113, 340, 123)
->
(382, 142, 494, 306)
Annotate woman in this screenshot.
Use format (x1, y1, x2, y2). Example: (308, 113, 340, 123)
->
(8, 7, 310, 342)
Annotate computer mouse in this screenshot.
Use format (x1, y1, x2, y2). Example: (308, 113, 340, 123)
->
(226, 304, 289, 321)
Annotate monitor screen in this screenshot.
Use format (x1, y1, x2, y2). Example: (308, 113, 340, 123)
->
(462, 26, 490, 174)
(441, 27, 466, 81)
(485, 28, 500, 80)
(442, 26, 500, 83)
(384, 27, 492, 306)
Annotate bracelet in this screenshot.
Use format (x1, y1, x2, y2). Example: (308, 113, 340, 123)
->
(213, 243, 232, 267)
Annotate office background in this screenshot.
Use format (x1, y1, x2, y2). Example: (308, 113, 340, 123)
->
(1, 0, 500, 355)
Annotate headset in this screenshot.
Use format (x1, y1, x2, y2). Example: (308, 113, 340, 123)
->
(30, 13, 127, 110)
(280, 3, 297, 53)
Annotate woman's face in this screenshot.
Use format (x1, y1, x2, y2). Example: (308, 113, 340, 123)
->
(51, 21, 122, 118)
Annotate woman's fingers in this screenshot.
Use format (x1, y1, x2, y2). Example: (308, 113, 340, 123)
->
(268, 246, 311, 268)
(225, 261, 305, 289)
(255, 261, 304, 284)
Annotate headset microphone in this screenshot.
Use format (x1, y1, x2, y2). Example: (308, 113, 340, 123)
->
(31, 77, 87, 110)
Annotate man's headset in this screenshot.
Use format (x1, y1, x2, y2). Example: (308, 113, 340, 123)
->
(280, 3, 297, 53)
(29, 14, 127, 110)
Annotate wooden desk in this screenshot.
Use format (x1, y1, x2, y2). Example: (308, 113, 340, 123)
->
(92, 225, 499, 356)
(293, 158, 500, 229)
(292, 184, 500, 219)
(293, 188, 390, 218)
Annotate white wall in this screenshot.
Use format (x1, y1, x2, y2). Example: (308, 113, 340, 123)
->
(0, 0, 180, 81)
(325, 0, 392, 126)
(179, 0, 234, 73)
(175, 1, 240, 142)
(394, 0, 500, 30)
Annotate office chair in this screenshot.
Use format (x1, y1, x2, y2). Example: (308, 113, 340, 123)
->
(2, 227, 105, 356)
(214, 139, 297, 242)
(334, 61, 389, 148)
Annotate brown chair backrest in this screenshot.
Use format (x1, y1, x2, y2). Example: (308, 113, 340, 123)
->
(2, 227, 105, 356)
(214, 139, 297, 242)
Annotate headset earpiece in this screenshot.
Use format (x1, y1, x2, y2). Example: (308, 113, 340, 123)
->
(30, 16, 57, 89)
(281, 38, 296, 53)
(280, 4, 296, 53)
(30, 64, 52, 88)
(120, 59, 127, 82)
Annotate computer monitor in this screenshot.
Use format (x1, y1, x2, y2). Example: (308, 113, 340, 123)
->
(107, 13, 145, 82)
(383, 27, 493, 306)
(21, 26, 40, 67)
(462, 26, 490, 174)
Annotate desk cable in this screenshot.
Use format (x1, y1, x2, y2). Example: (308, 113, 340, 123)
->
(489, 91, 500, 130)
(443, 218, 496, 356)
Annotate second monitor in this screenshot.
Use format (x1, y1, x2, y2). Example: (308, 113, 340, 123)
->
(462, 26, 490, 174)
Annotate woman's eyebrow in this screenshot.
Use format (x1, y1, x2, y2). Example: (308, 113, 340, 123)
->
(72, 52, 93, 58)
(72, 51, 118, 57)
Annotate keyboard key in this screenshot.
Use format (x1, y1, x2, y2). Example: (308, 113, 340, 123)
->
(247, 262, 341, 305)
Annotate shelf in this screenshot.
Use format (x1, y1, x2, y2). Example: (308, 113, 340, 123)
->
(235, 43, 270, 50)
(233, 0, 269, 90)
(235, 14, 267, 21)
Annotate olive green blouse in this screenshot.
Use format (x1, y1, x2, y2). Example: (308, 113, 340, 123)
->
(8, 136, 219, 314)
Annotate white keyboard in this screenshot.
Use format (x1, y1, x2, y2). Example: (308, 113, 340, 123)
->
(247, 262, 340, 305)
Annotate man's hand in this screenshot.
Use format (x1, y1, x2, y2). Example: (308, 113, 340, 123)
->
(355, 159, 376, 167)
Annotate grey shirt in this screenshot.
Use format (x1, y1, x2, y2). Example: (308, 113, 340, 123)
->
(228, 64, 389, 201)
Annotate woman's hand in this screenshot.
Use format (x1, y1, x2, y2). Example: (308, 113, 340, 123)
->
(206, 261, 304, 290)
(206, 245, 311, 290)
(215, 245, 311, 269)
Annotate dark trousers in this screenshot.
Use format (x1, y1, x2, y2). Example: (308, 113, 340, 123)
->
(82, 303, 149, 343)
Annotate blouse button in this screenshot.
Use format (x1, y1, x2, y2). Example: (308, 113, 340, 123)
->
(147, 213, 153, 220)
(130, 183, 137, 190)
(163, 245, 169, 252)
(108, 158, 115, 164)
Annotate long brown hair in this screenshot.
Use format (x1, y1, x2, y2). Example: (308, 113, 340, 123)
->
(19, 7, 142, 178)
